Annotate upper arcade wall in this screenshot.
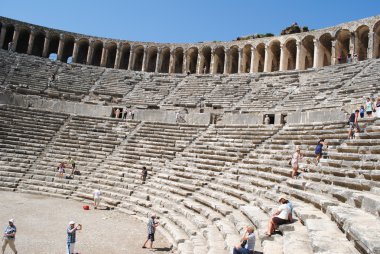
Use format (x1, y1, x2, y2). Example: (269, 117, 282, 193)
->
(1, 15, 380, 75)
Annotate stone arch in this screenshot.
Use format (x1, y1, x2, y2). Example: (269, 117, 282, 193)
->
(228, 46, 239, 74)
(160, 47, 171, 73)
(31, 30, 45, 57)
(133, 45, 144, 71)
(76, 39, 89, 64)
(2, 24, 14, 50)
(335, 29, 350, 63)
(267, 40, 281, 72)
(300, 35, 314, 70)
(355, 25, 369, 61)
(242, 44, 252, 73)
(186, 47, 198, 74)
(200, 46, 211, 74)
(146, 46, 158, 72)
(91, 40, 103, 66)
(47, 33, 60, 57)
(15, 27, 30, 54)
(61, 35, 75, 63)
(319, 33, 333, 67)
(253, 43, 265, 72)
(119, 43, 130, 69)
(213, 46, 225, 74)
(172, 47, 184, 73)
(374, 20, 380, 58)
(105, 42, 117, 68)
(282, 38, 297, 70)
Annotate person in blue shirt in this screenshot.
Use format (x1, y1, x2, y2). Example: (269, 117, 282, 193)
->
(67, 221, 82, 254)
(314, 139, 328, 165)
(2, 219, 17, 254)
(142, 214, 160, 250)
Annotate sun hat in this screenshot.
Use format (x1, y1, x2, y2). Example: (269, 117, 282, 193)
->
(69, 221, 75, 225)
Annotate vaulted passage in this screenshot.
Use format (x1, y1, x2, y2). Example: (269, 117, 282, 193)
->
(160, 47, 170, 73)
(254, 43, 265, 72)
(282, 39, 297, 70)
(119, 43, 130, 70)
(106, 43, 117, 68)
(186, 47, 198, 74)
(319, 33, 332, 67)
(61, 36, 74, 63)
(16, 29, 30, 54)
(172, 48, 184, 73)
(2, 25, 14, 50)
(47, 34, 60, 58)
(267, 40, 281, 72)
(213, 47, 225, 74)
(200, 47, 211, 74)
(335, 29, 350, 63)
(374, 21, 380, 58)
(76, 39, 89, 64)
(300, 35, 314, 70)
(146, 46, 157, 72)
(241, 45, 252, 73)
(91, 41, 103, 66)
(31, 32, 45, 57)
(228, 46, 238, 74)
(133, 45, 144, 71)
(355, 25, 369, 61)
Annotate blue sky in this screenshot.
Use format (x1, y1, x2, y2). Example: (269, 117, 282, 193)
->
(1, 0, 380, 43)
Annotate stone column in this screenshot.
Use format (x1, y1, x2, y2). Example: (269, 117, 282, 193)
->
(263, 45, 270, 72)
(279, 43, 285, 71)
(250, 46, 256, 73)
(27, 30, 36, 55)
(57, 34, 65, 61)
(295, 40, 302, 70)
(223, 49, 229, 74)
(12, 27, 20, 51)
(100, 46, 108, 67)
(86, 40, 94, 65)
(42, 34, 50, 58)
(350, 32, 355, 56)
(367, 31, 374, 59)
(128, 46, 134, 71)
(155, 49, 162, 73)
(72, 39, 80, 63)
(182, 50, 187, 73)
(238, 48, 243, 73)
(141, 46, 148, 72)
(169, 51, 174, 74)
(210, 48, 215, 74)
(331, 40, 336, 65)
(196, 52, 202, 74)
(114, 43, 122, 69)
(313, 38, 320, 68)
(0, 26, 7, 49)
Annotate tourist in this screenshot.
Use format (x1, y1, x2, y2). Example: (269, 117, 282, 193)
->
(376, 97, 380, 118)
(231, 226, 255, 254)
(372, 97, 377, 114)
(365, 97, 373, 117)
(141, 167, 148, 183)
(314, 138, 328, 165)
(142, 213, 160, 250)
(286, 198, 294, 222)
(290, 146, 303, 178)
(347, 53, 352, 63)
(203, 66, 207, 74)
(2, 219, 17, 254)
(359, 105, 365, 118)
(68, 157, 76, 177)
(354, 127, 360, 140)
(67, 221, 82, 254)
(93, 189, 101, 209)
(122, 107, 128, 119)
(175, 112, 180, 123)
(58, 162, 66, 178)
(353, 53, 358, 63)
(348, 110, 359, 139)
(337, 54, 342, 64)
(115, 108, 121, 118)
(7, 42, 13, 52)
(131, 109, 135, 120)
(265, 196, 291, 236)
(264, 115, 270, 125)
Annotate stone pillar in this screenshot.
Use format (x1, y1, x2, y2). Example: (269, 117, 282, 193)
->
(86, 40, 94, 65)
(42, 34, 50, 58)
(331, 40, 336, 65)
(0, 26, 7, 49)
(313, 38, 320, 68)
(57, 34, 65, 61)
(71, 39, 80, 63)
(155, 49, 162, 73)
(263, 45, 270, 72)
(250, 46, 256, 73)
(295, 40, 302, 70)
(350, 32, 355, 56)
(223, 49, 229, 74)
(182, 51, 187, 73)
(367, 31, 374, 59)
(210, 48, 215, 74)
(100, 46, 108, 67)
(12, 27, 20, 51)
(27, 30, 36, 55)
(141, 46, 148, 72)
(114, 43, 122, 69)
(169, 51, 174, 74)
(128, 46, 134, 71)
(196, 52, 202, 74)
(238, 48, 243, 73)
(279, 43, 285, 71)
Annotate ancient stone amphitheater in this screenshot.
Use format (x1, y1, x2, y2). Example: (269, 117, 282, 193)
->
(0, 15, 380, 254)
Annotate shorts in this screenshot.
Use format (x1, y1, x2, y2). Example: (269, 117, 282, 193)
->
(315, 150, 322, 155)
(147, 233, 155, 241)
(366, 111, 372, 115)
(349, 122, 358, 129)
(273, 217, 288, 226)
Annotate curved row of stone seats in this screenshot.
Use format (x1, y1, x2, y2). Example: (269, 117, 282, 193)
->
(235, 73, 299, 112)
(18, 115, 131, 198)
(278, 61, 368, 111)
(74, 122, 207, 207)
(0, 105, 68, 191)
(202, 76, 252, 109)
(0, 50, 16, 88)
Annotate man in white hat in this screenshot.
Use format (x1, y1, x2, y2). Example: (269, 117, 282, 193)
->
(2, 219, 17, 254)
(142, 213, 160, 250)
(67, 221, 82, 254)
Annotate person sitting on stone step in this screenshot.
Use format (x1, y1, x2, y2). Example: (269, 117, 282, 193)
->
(265, 196, 291, 236)
(231, 226, 255, 254)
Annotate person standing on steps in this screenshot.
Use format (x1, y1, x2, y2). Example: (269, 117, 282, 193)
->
(232, 226, 255, 254)
(142, 213, 160, 250)
(141, 167, 148, 183)
(2, 219, 17, 254)
(314, 138, 328, 165)
(348, 110, 359, 139)
(376, 97, 380, 118)
(290, 146, 303, 178)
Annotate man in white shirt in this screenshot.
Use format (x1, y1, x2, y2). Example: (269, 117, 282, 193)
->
(93, 189, 101, 209)
(232, 226, 255, 254)
(266, 196, 291, 236)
